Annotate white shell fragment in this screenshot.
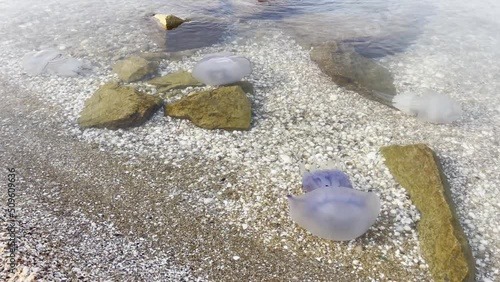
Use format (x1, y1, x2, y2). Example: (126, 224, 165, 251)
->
(22, 49, 84, 77)
(287, 187, 381, 241)
(392, 90, 463, 124)
(192, 52, 252, 86)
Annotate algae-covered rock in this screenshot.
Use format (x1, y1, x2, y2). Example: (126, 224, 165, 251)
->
(153, 14, 186, 30)
(148, 70, 204, 93)
(380, 144, 476, 282)
(78, 83, 162, 129)
(112, 56, 159, 82)
(310, 42, 397, 107)
(166, 86, 251, 130)
(227, 81, 254, 95)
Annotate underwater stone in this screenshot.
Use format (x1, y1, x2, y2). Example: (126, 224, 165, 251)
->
(165, 85, 251, 130)
(310, 41, 397, 108)
(287, 186, 380, 241)
(381, 144, 476, 282)
(78, 83, 162, 129)
(148, 70, 204, 93)
(112, 56, 159, 82)
(153, 14, 186, 30)
(192, 52, 252, 86)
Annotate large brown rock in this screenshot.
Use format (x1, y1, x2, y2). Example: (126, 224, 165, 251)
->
(148, 70, 204, 93)
(112, 56, 158, 82)
(310, 42, 397, 107)
(380, 144, 476, 282)
(165, 86, 251, 130)
(78, 83, 162, 129)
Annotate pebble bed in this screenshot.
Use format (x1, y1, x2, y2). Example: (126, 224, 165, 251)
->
(1, 0, 499, 281)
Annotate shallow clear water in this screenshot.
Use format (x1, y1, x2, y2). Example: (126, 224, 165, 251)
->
(1, 0, 496, 59)
(157, 0, 432, 56)
(1, 0, 500, 281)
(0, 0, 432, 55)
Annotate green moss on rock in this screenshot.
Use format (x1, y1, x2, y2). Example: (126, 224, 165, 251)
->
(112, 56, 159, 82)
(148, 70, 204, 93)
(78, 83, 162, 129)
(380, 144, 476, 282)
(165, 86, 251, 130)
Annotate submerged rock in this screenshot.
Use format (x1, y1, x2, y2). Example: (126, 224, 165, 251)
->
(148, 70, 204, 93)
(226, 81, 254, 95)
(138, 51, 170, 62)
(279, 1, 429, 57)
(380, 144, 476, 282)
(310, 42, 397, 107)
(78, 83, 162, 129)
(165, 85, 251, 130)
(112, 56, 159, 82)
(153, 14, 186, 30)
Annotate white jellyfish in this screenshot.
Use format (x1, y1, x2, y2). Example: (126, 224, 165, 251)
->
(192, 52, 252, 86)
(287, 186, 381, 241)
(288, 163, 381, 241)
(22, 49, 84, 77)
(392, 90, 463, 124)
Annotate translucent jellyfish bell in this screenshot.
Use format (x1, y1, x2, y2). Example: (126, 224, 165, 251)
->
(22, 49, 62, 76)
(287, 186, 381, 241)
(192, 52, 252, 86)
(300, 160, 353, 192)
(392, 90, 463, 124)
(288, 160, 381, 241)
(22, 49, 84, 77)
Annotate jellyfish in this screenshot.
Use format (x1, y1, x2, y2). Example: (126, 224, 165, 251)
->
(192, 52, 252, 86)
(288, 162, 381, 241)
(392, 90, 463, 124)
(22, 49, 84, 77)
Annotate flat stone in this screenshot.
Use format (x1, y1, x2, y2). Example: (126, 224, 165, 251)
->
(148, 70, 204, 93)
(165, 85, 251, 130)
(380, 144, 476, 282)
(78, 83, 162, 129)
(112, 56, 159, 82)
(310, 42, 397, 107)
